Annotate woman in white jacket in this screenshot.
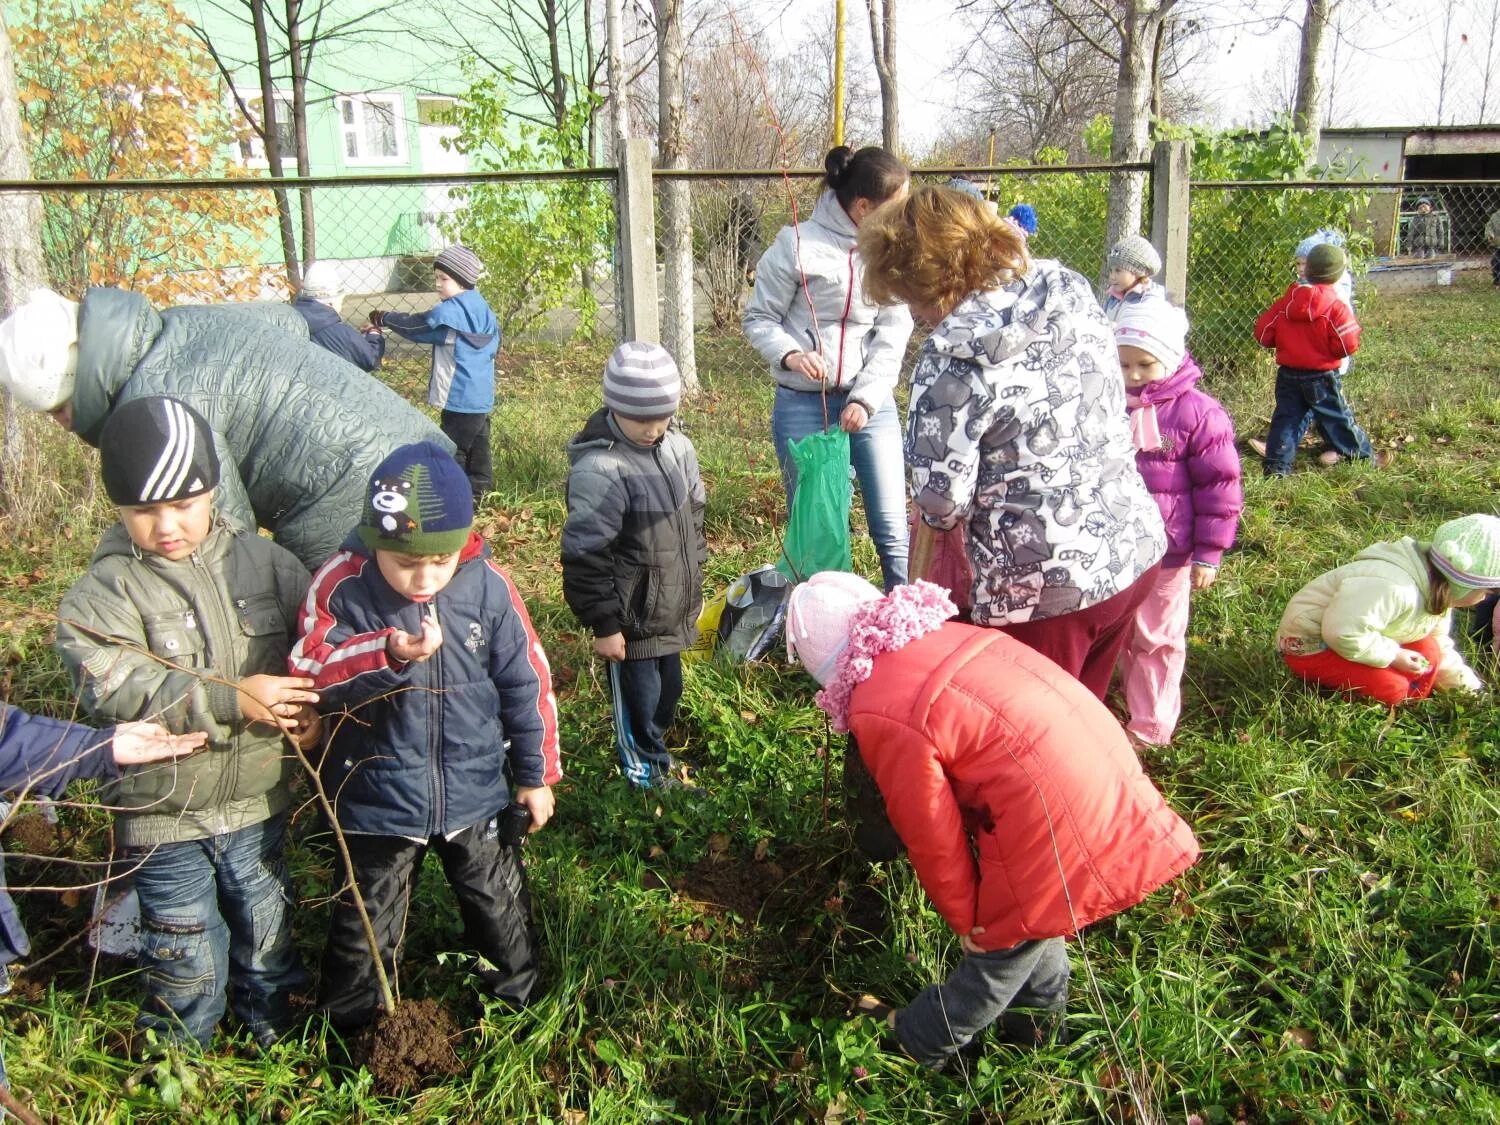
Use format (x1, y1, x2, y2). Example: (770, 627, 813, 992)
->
(743, 146, 914, 591)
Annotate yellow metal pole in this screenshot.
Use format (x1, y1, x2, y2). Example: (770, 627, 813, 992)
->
(833, 0, 845, 147)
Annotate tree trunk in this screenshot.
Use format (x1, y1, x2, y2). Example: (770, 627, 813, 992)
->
(285, 0, 316, 261)
(1104, 0, 1169, 273)
(865, 0, 899, 153)
(1291, 0, 1331, 157)
(606, 0, 628, 144)
(251, 0, 301, 287)
(655, 0, 697, 391)
(0, 12, 46, 473)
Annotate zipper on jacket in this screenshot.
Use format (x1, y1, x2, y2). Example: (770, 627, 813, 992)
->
(191, 549, 236, 832)
(834, 247, 857, 389)
(654, 443, 694, 627)
(427, 600, 445, 838)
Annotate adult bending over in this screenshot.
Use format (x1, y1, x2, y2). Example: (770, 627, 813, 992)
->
(858, 185, 1167, 699)
(0, 288, 448, 571)
(743, 145, 914, 591)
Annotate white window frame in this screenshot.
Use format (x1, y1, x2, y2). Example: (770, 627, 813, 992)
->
(233, 88, 297, 168)
(336, 91, 408, 166)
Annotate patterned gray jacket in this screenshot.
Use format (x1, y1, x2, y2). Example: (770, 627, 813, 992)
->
(906, 258, 1166, 626)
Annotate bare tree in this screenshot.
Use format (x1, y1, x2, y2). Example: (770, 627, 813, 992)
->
(1479, 0, 1500, 120)
(1433, 0, 1462, 124)
(0, 11, 45, 473)
(655, 0, 697, 390)
(1102, 0, 1181, 261)
(865, 0, 898, 153)
(1292, 0, 1334, 153)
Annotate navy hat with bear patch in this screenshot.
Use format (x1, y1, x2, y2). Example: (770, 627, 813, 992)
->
(359, 441, 473, 555)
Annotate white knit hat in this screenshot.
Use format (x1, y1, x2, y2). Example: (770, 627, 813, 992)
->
(299, 260, 343, 303)
(0, 289, 82, 412)
(1113, 296, 1188, 375)
(785, 571, 883, 685)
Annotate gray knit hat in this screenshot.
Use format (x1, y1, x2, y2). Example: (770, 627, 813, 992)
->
(1107, 234, 1161, 279)
(604, 341, 681, 420)
(434, 245, 483, 288)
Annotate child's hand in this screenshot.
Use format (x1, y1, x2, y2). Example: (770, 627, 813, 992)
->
(960, 926, 987, 956)
(514, 785, 554, 832)
(1191, 563, 1218, 591)
(367, 309, 386, 329)
(239, 674, 320, 727)
(111, 723, 208, 766)
(290, 706, 322, 750)
(1389, 650, 1430, 675)
(389, 615, 444, 662)
(785, 350, 829, 383)
(593, 632, 626, 662)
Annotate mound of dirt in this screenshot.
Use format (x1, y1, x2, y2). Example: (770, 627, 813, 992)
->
(350, 999, 463, 1096)
(1, 811, 55, 855)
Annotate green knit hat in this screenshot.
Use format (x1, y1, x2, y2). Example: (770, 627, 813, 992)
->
(358, 441, 473, 555)
(1429, 514, 1500, 593)
(1306, 243, 1346, 284)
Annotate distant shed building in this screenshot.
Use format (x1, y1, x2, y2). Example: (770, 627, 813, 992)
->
(1317, 125, 1500, 257)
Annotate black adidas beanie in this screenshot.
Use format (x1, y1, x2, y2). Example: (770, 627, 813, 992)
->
(99, 396, 220, 506)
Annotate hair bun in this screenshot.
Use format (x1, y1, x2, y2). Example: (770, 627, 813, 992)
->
(824, 145, 854, 186)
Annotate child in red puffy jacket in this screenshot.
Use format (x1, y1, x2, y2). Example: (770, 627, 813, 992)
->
(786, 572, 1200, 1070)
(1253, 242, 1376, 476)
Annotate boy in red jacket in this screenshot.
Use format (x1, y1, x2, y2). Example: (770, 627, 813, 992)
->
(786, 573, 1199, 1070)
(1253, 242, 1376, 476)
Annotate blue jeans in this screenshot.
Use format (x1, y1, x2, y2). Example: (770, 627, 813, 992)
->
(608, 654, 683, 788)
(126, 813, 307, 1046)
(772, 386, 909, 591)
(1263, 367, 1372, 476)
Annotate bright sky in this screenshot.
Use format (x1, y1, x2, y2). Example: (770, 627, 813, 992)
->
(756, 0, 1496, 154)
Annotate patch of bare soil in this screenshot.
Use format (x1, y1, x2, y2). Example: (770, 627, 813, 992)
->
(350, 998, 463, 1096)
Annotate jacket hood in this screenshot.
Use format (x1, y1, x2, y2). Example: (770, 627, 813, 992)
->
(1283, 282, 1338, 323)
(1353, 536, 1431, 587)
(925, 259, 1087, 368)
(292, 296, 343, 332)
(565, 406, 668, 464)
(1136, 353, 1203, 405)
(72, 289, 162, 446)
(810, 190, 858, 245)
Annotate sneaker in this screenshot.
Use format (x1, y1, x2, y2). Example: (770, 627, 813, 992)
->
(1247, 437, 1268, 458)
(1318, 450, 1343, 466)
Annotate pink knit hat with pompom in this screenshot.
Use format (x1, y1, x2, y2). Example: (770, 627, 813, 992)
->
(788, 575, 958, 732)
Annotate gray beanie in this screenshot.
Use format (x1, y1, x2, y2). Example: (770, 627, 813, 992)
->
(434, 245, 484, 288)
(604, 341, 681, 420)
(1108, 234, 1162, 279)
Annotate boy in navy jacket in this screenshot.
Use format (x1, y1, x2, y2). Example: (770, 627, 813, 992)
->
(372, 245, 500, 505)
(289, 442, 560, 1030)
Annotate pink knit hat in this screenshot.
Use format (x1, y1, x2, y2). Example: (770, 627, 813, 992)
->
(785, 571, 883, 685)
(789, 575, 958, 732)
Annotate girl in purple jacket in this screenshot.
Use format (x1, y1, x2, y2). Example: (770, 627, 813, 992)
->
(1113, 299, 1244, 745)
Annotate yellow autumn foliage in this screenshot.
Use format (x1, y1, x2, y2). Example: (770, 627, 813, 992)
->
(14, 0, 282, 304)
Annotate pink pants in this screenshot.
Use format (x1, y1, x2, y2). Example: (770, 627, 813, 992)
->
(1119, 565, 1192, 745)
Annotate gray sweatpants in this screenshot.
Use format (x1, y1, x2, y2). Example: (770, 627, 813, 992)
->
(894, 936, 1070, 1068)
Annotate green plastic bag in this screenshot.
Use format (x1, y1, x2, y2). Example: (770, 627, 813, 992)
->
(778, 426, 852, 581)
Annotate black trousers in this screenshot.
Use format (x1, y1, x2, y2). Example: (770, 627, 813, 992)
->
(440, 409, 493, 504)
(318, 816, 540, 1030)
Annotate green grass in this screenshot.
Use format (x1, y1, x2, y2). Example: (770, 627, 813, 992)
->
(2, 281, 1498, 1122)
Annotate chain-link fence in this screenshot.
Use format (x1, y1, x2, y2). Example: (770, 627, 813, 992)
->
(1187, 178, 1500, 376)
(7, 171, 620, 366)
(5, 168, 1496, 387)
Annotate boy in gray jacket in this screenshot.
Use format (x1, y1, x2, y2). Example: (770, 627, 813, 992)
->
(562, 343, 706, 789)
(56, 397, 317, 1050)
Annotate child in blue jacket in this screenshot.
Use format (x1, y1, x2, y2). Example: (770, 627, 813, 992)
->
(372, 245, 499, 505)
(289, 441, 560, 1030)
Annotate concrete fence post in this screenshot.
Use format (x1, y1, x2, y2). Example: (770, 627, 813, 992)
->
(1150, 139, 1191, 304)
(616, 137, 659, 343)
